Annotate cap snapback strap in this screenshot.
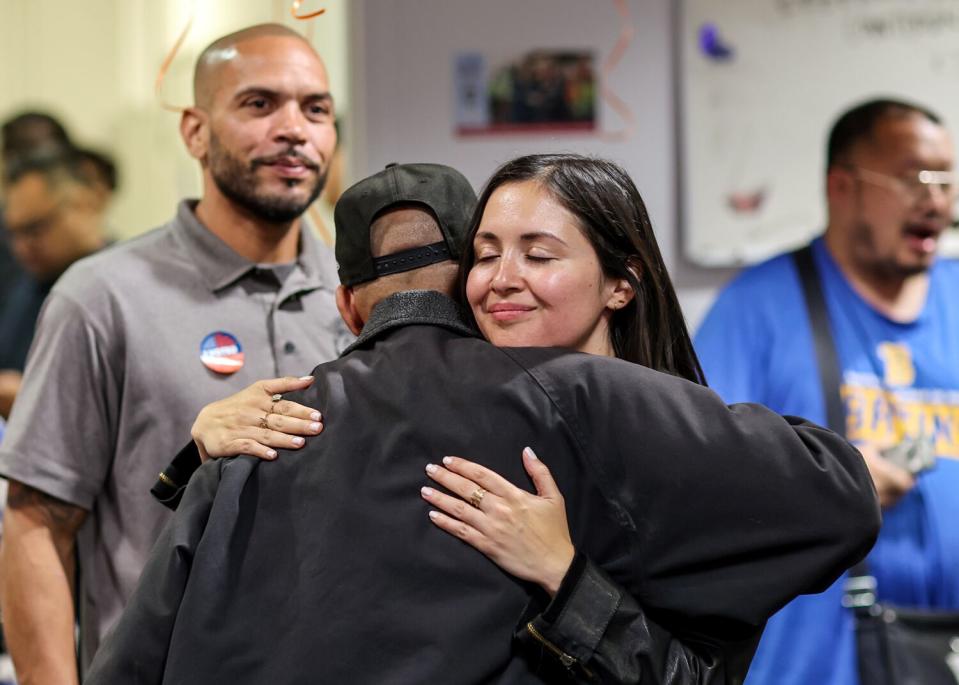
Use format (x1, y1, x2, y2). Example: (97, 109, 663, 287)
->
(373, 240, 452, 278)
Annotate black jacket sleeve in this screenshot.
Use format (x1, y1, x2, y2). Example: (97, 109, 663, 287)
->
(151, 441, 203, 510)
(508, 349, 881, 634)
(86, 459, 222, 684)
(515, 553, 760, 684)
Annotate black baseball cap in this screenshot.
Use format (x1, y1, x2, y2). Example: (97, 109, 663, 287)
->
(334, 163, 477, 286)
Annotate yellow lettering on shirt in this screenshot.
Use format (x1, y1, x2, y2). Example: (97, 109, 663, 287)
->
(842, 383, 959, 458)
(877, 342, 915, 388)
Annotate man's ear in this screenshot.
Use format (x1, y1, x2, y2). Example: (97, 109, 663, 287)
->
(180, 107, 209, 162)
(336, 285, 365, 335)
(826, 166, 854, 204)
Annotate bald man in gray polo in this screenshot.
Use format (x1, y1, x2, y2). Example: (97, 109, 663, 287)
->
(0, 25, 350, 682)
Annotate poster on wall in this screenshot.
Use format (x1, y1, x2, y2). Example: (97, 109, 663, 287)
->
(454, 50, 597, 135)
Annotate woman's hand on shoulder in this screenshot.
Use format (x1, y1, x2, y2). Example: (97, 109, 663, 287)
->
(421, 447, 575, 597)
(190, 375, 324, 463)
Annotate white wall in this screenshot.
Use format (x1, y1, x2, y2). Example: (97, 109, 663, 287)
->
(349, 0, 736, 329)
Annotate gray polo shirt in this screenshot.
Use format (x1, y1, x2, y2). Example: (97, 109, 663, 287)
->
(0, 200, 352, 671)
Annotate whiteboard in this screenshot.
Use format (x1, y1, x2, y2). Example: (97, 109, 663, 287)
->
(679, 0, 959, 266)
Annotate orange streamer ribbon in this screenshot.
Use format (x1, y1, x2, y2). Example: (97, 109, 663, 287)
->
(600, 0, 637, 141)
(290, 1, 326, 20)
(155, 2, 196, 113)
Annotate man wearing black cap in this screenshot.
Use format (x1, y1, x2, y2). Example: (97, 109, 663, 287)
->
(88, 162, 878, 684)
(331, 162, 475, 335)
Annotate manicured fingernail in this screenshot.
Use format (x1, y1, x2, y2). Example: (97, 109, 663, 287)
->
(421, 486, 434, 497)
(425, 463, 438, 474)
(442, 456, 453, 465)
(310, 411, 321, 421)
(299, 375, 314, 381)
(428, 510, 440, 520)
(309, 422, 321, 433)
(292, 437, 305, 446)
(524, 447, 538, 460)
(267, 449, 278, 459)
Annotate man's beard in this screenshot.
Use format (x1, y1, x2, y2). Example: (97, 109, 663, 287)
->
(851, 219, 931, 280)
(208, 133, 327, 223)
(850, 184, 934, 280)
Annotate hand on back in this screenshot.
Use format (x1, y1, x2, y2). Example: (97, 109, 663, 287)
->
(190, 375, 323, 462)
(421, 447, 576, 597)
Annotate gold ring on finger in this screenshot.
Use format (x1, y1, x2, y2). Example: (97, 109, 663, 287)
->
(469, 488, 486, 509)
(259, 413, 270, 430)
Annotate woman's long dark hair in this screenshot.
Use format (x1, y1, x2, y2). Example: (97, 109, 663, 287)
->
(458, 153, 706, 386)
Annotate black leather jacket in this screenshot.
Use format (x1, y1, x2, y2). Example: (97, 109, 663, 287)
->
(516, 552, 761, 683)
(124, 290, 878, 684)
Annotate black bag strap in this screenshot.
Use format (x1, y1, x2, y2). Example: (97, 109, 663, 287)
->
(791, 244, 872, 584)
(792, 245, 846, 435)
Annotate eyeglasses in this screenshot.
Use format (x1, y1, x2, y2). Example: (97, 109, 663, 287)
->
(3, 208, 61, 244)
(848, 166, 958, 203)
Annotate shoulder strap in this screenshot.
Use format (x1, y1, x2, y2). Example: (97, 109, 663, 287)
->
(791, 244, 870, 581)
(791, 244, 845, 435)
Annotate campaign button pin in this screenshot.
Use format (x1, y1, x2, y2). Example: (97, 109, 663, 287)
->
(200, 331, 244, 374)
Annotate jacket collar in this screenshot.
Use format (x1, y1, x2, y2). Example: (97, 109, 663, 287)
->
(342, 290, 481, 355)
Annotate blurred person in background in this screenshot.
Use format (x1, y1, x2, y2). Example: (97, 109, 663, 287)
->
(0, 112, 78, 682)
(0, 112, 73, 299)
(0, 112, 71, 165)
(0, 148, 114, 418)
(696, 98, 959, 685)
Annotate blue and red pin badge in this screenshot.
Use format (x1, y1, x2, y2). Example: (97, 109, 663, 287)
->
(199, 331, 244, 375)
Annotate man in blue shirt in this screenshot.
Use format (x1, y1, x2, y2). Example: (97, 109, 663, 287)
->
(696, 99, 959, 685)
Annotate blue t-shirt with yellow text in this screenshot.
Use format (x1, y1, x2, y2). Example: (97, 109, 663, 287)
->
(695, 237, 959, 685)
